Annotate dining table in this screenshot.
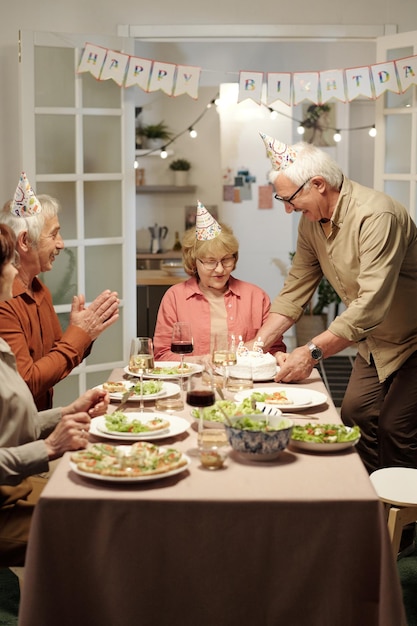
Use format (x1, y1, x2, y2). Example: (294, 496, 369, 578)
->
(18, 367, 406, 626)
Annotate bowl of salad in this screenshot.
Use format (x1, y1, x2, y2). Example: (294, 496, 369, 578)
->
(224, 414, 293, 460)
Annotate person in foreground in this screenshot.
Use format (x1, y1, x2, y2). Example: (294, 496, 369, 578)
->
(153, 201, 286, 361)
(0, 223, 109, 566)
(0, 173, 120, 410)
(256, 133, 417, 558)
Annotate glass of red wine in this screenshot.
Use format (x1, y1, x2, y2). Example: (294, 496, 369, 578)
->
(186, 372, 216, 438)
(171, 322, 193, 374)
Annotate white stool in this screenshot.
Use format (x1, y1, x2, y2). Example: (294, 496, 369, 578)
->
(370, 467, 417, 558)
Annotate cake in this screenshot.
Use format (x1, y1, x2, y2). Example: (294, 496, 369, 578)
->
(228, 350, 277, 381)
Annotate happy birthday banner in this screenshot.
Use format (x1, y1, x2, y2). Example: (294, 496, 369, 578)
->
(78, 42, 417, 105)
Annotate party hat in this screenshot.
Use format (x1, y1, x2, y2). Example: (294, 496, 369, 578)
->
(10, 172, 42, 217)
(195, 201, 221, 240)
(259, 132, 297, 171)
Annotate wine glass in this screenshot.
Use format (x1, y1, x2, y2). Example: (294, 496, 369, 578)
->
(129, 337, 154, 412)
(171, 322, 193, 374)
(186, 372, 216, 439)
(212, 333, 237, 389)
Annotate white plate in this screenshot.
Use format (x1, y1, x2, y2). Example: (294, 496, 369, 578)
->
(290, 435, 360, 453)
(69, 450, 191, 483)
(95, 381, 181, 402)
(90, 413, 190, 441)
(234, 387, 328, 411)
(124, 362, 203, 379)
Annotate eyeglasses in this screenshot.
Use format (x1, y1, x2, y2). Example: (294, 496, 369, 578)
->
(197, 256, 235, 271)
(274, 178, 311, 206)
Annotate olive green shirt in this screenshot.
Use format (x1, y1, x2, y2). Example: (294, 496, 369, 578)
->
(271, 177, 417, 382)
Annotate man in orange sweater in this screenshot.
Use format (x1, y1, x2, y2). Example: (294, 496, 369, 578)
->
(0, 173, 119, 410)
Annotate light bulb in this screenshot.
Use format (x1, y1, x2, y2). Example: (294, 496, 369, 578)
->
(333, 130, 342, 143)
(269, 109, 278, 120)
(189, 128, 198, 139)
(297, 125, 305, 135)
(368, 125, 377, 138)
(160, 148, 168, 159)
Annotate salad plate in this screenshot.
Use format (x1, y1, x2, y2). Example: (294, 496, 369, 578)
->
(124, 361, 203, 379)
(90, 413, 190, 441)
(95, 381, 181, 402)
(290, 423, 361, 452)
(234, 387, 328, 411)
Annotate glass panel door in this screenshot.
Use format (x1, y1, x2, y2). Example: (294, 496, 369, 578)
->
(375, 31, 417, 221)
(19, 31, 137, 405)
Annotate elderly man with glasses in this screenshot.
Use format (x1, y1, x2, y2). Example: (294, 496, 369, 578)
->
(256, 133, 417, 559)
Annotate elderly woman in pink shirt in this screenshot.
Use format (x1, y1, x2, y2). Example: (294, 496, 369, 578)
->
(153, 206, 285, 361)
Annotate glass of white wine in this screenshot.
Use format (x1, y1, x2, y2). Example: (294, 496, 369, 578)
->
(212, 333, 237, 389)
(129, 337, 155, 412)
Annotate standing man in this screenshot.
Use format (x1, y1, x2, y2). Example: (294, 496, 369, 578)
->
(255, 134, 417, 556)
(0, 172, 120, 411)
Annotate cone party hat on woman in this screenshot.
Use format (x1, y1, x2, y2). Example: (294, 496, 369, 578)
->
(10, 172, 42, 217)
(195, 201, 221, 240)
(259, 132, 297, 171)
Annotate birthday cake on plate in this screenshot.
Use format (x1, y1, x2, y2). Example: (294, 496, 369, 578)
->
(228, 338, 277, 381)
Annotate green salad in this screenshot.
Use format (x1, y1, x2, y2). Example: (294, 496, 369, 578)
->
(104, 412, 165, 433)
(131, 380, 163, 395)
(231, 416, 289, 432)
(291, 423, 360, 444)
(191, 398, 262, 423)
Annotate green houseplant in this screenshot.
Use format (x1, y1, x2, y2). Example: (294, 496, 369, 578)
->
(139, 121, 172, 149)
(169, 158, 191, 171)
(169, 158, 191, 186)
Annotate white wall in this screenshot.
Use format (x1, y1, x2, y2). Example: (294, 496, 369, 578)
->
(0, 3, 417, 199)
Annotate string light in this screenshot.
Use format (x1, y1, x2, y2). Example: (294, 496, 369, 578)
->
(136, 93, 219, 159)
(136, 96, 376, 162)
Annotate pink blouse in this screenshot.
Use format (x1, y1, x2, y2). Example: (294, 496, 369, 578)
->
(153, 275, 286, 360)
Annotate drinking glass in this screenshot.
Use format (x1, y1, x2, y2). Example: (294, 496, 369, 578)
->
(129, 337, 154, 412)
(212, 333, 237, 389)
(226, 363, 253, 392)
(186, 372, 216, 438)
(171, 322, 193, 371)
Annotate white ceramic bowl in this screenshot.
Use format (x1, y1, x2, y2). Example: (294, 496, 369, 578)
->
(160, 261, 187, 277)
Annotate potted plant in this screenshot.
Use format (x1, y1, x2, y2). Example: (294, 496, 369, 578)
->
(140, 121, 172, 149)
(289, 252, 341, 346)
(169, 158, 191, 186)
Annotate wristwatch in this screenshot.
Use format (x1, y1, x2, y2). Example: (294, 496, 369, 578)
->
(307, 341, 323, 362)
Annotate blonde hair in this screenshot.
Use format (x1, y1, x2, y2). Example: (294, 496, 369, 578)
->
(182, 222, 239, 276)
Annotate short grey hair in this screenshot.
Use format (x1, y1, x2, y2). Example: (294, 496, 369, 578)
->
(268, 142, 343, 190)
(0, 194, 61, 246)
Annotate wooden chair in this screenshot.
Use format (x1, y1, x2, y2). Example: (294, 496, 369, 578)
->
(370, 467, 417, 558)
(9, 566, 24, 591)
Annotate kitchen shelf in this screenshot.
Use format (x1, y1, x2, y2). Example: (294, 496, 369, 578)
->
(136, 185, 196, 194)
